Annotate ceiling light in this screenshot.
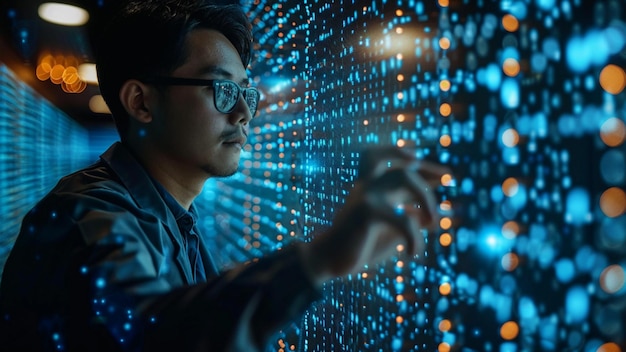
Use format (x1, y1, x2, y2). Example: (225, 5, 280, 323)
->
(38, 2, 90, 26)
(89, 95, 111, 114)
(78, 63, 98, 84)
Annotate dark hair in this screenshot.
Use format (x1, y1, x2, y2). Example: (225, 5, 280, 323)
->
(94, 0, 253, 139)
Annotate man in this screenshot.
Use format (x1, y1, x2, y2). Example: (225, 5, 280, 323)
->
(0, 0, 445, 351)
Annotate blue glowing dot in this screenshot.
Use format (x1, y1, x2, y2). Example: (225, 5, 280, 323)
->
(508, 184, 527, 209)
(565, 285, 589, 324)
(80, 266, 88, 274)
(542, 37, 560, 61)
(509, 1, 528, 19)
(490, 185, 504, 203)
(501, 342, 517, 352)
(502, 147, 519, 165)
(461, 178, 474, 194)
(565, 187, 591, 225)
(500, 79, 520, 109)
(566, 36, 591, 73)
(52, 333, 60, 341)
(518, 297, 537, 320)
(124, 323, 132, 331)
(501, 47, 519, 62)
(499, 275, 517, 295)
(599, 216, 626, 248)
(604, 26, 626, 55)
(531, 52, 548, 72)
(555, 258, 575, 283)
(95, 278, 106, 289)
(586, 30, 610, 66)
(600, 150, 625, 184)
(485, 64, 502, 92)
(536, 0, 556, 11)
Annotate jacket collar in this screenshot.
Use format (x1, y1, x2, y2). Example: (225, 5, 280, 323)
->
(100, 142, 198, 283)
(100, 142, 173, 221)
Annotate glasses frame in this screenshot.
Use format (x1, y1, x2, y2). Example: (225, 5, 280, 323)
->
(141, 76, 259, 117)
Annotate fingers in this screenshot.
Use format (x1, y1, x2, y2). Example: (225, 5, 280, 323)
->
(367, 167, 440, 226)
(357, 146, 415, 180)
(363, 193, 425, 256)
(356, 146, 453, 256)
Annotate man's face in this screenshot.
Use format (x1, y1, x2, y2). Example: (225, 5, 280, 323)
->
(146, 29, 252, 178)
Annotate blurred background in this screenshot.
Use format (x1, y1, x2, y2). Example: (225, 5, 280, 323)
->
(1, 0, 625, 351)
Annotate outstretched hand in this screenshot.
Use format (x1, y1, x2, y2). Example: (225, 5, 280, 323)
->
(299, 147, 450, 286)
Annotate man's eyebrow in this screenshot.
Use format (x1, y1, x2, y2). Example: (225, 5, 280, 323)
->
(199, 65, 250, 85)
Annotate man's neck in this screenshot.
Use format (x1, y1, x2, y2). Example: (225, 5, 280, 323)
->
(125, 141, 206, 210)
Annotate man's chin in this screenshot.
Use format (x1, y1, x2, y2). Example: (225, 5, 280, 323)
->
(201, 164, 239, 178)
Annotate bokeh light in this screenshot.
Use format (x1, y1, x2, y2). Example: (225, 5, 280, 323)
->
(599, 64, 626, 95)
(600, 265, 626, 294)
(600, 187, 626, 218)
(600, 118, 626, 147)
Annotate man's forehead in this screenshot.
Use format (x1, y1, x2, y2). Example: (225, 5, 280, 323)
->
(197, 65, 249, 85)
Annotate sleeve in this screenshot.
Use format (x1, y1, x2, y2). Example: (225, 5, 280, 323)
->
(68, 206, 322, 352)
(140, 246, 322, 352)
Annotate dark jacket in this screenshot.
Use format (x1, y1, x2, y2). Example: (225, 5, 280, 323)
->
(0, 142, 320, 351)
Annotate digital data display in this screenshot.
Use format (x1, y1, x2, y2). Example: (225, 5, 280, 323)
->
(0, 0, 625, 351)
(204, 0, 626, 351)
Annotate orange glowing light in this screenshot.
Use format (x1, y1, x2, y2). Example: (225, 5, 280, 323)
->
(500, 321, 519, 340)
(600, 265, 625, 294)
(438, 0, 449, 8)
(501, 253, 520, 271)
(438, 319, 452, 332)
(502, 128, 520, 147)
(503, 58, 521, 77)
(599, 64, 626, 95)
(439, 282, 451, 295)
(502, 177, 519, 197)
(600, 117, 626, 147)
(502, 221, 520, 239)
(440, 233, 452, 247)
(36, 64, 51, 81)
(397, 114, 406, 122)
(600, 187, 626, 218)
(439, 218, 452, 230)
(597, 342, 622, 352)
(396, 139, 406, 147)
(502, 14, 519, 32)
(397, 74, 405, 81)
(440, 135, 452, 147)
(439, 79, 451, 91)
(440, 103, 452, 117)
(396, 316, 404, 324)
(50, 64, 65, 83)
(441, 173, 453, 186)
(439, 37, 451, 50)
(62, 66, 79, 85)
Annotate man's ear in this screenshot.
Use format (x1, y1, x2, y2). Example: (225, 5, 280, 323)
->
(119, 79, 154, 123)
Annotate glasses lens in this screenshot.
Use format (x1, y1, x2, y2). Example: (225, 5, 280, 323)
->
(214, 81, 239, 113)
(244, 88, 259, 116)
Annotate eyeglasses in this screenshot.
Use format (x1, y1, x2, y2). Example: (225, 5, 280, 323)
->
(141, 77, 260, 117)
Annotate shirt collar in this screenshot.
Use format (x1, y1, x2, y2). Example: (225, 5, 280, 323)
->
(150, 176, 198, 233)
